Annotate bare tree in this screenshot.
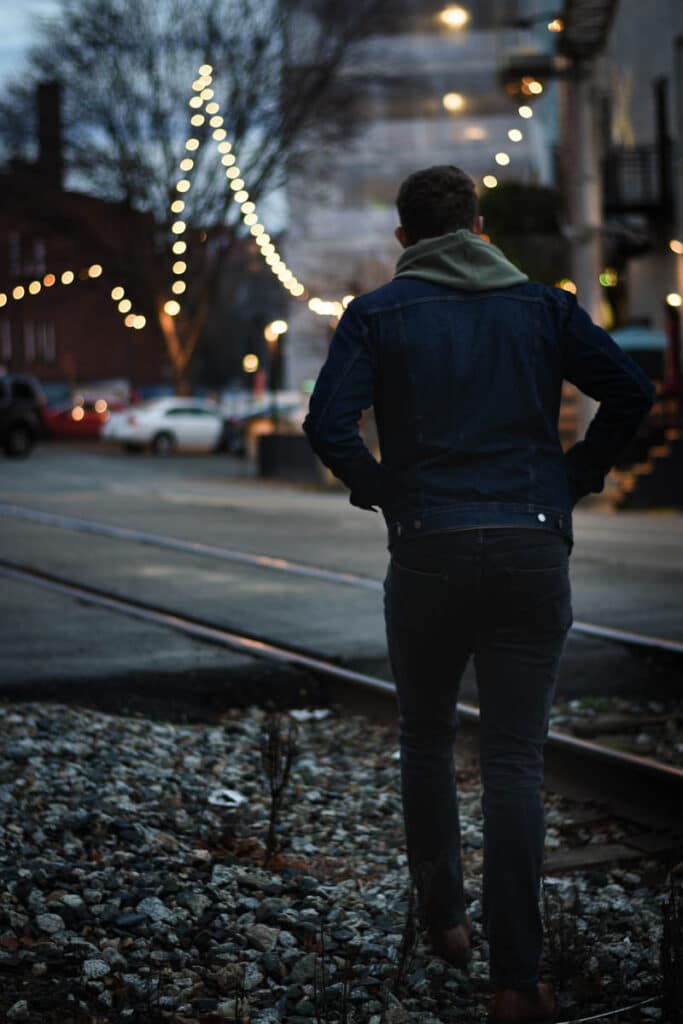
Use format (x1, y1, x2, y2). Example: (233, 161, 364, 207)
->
(0, 0, 392, 391)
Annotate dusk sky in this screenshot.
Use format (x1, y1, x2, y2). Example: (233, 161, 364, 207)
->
(0, 0, 58, 83)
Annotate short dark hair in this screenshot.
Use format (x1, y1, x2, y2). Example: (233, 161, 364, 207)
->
(396, 165, 478, 244)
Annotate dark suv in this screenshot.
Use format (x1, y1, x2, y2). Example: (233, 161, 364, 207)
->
(0, 373, 47, 457)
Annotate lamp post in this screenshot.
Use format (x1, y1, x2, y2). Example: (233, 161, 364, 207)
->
(264, 320, 288, 426)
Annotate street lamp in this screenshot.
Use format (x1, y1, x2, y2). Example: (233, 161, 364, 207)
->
(439, 5, 470, 30)
(264, 321, 288, 424)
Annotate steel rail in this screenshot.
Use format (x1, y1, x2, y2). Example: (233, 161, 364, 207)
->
(1, 502, 682, 657)
(2, 558, 682, 788)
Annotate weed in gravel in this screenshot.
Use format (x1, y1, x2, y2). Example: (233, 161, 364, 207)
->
(661, 873, 683, 1023)
(259, 711, 298, 868)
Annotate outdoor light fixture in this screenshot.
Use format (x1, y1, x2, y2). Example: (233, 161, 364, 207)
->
(442, 92, 465, 112)
(439, 5, 470, 29)
(666, 292, 682, 307)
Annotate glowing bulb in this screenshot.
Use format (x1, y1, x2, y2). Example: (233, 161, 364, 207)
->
(244, 213, 258, 226)
(464, 125, 487, 140)
(12, 285, 25, 300)
(118, 298, 132, 313)
(172, 280, 186, 295)
(180, 158, 194, 171)
(669, 239, 683, 255)
(111, 286, 125, 301)
(28, 280, 41, 294)
(251, 224, 264, 236)
(124, 313, 136, 327)
(209, 116, 223, 127)
(222, 154, 236, 167)
(229, 178, 245, 191)
(482, 175, 498, 188)
(234, 190, 249, 203)
(205, 102, 220, 115)
(439, 5, 470, 29)
(171, 221, 187, 234)
(133, 315, 146, 330)
(495, 152, 510, 166)
(266, 254, 278, 266)
(342, 295, 355, 308)
(528, 80, 543, 95)
(218, 141, 232, 153)
(164, 300, 181, 316)
(71, 406, 85, 421)
(519, 105, 533, 118)
(185, 138, 200, 151)
(242, 353, 259, 373)
(171, 200, 185, 213)
(241, 201, 255, 214)
(95, 399, 108, 413)
(258, 234, 270, 246)
(0, 294, 7, 307)
(212, 129, 227, 141)
(261, 243, 275, 256)
(666, 292, 682, 307)
(200, 89, 214, 100)
(557, 279, 577, 294)
(43, 273, 56, 287)
(189, 96, 203, 109)
(177, 179, 191, 192)
(61, 271, 74, 285)
(191, 115, 205, 128)
(172, 260, 187, 275)
(198, 63, 213, 76)
(172, 240, 187, 255)
(547, 18, 563, 32)
(442, 92, 465, 112)
(270, 320, 288, 335)
(191, 79, 204, 92)
(508, 128, 523, 142)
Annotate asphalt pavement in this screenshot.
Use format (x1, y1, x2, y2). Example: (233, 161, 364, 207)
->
(1, 442, 682, 701)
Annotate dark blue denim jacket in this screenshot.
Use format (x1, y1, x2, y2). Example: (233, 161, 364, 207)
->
(303, 277, 655, 550)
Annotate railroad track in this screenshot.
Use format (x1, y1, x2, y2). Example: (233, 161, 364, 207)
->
(2, 501, 683, 657)
(1, 503, 681, 1023)
(1, 549, 682, 833)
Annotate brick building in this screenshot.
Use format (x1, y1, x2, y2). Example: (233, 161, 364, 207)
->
(0, 83, 169, 392)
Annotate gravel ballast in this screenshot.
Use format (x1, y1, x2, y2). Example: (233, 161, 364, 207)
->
(0, 701, 675, 1023)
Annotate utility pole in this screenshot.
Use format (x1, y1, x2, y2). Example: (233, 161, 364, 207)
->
(567, 59, 602, 437)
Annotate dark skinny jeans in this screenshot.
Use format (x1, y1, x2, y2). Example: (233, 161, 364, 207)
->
(384, 526, 573, 992)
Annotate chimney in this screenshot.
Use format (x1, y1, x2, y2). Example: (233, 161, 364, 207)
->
(37, 81, 64, 189)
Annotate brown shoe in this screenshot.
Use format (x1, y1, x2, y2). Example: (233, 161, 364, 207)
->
(488, 982, 556, 1023)
(428, 916, 471, 969)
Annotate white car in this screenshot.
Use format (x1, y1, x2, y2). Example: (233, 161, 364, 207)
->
(102, 397, 224, 454)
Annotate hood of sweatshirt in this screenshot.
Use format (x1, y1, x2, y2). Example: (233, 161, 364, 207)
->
(394, 229, 528, 291)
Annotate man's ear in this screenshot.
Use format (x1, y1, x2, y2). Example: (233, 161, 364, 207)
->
(473, 215, 484, 235)
(395, 225, 410, 249)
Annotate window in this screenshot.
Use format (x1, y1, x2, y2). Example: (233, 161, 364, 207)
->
(24, 322, 36, 363)
(9, 233, 21, 277)
(0, 319, 11, 362)
(37, 322, 56, 363)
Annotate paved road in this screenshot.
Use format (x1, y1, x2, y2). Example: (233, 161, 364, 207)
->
(1, 442, 681, 699)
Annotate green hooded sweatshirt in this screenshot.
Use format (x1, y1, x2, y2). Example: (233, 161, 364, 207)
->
(394, 228, 528, 291)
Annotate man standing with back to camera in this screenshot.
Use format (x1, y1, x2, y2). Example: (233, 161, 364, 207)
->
(303, 165, 654, 1023)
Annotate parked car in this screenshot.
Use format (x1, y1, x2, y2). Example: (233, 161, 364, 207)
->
(0, 373, 47, 457)
(44, 397, 126, 440)
(102, 397, 224, 454)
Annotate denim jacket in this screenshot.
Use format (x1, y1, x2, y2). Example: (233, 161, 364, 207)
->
(303, 247, 655, 551)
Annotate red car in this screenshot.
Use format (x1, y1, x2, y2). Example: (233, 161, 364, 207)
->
(44, 397, 126, 439)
